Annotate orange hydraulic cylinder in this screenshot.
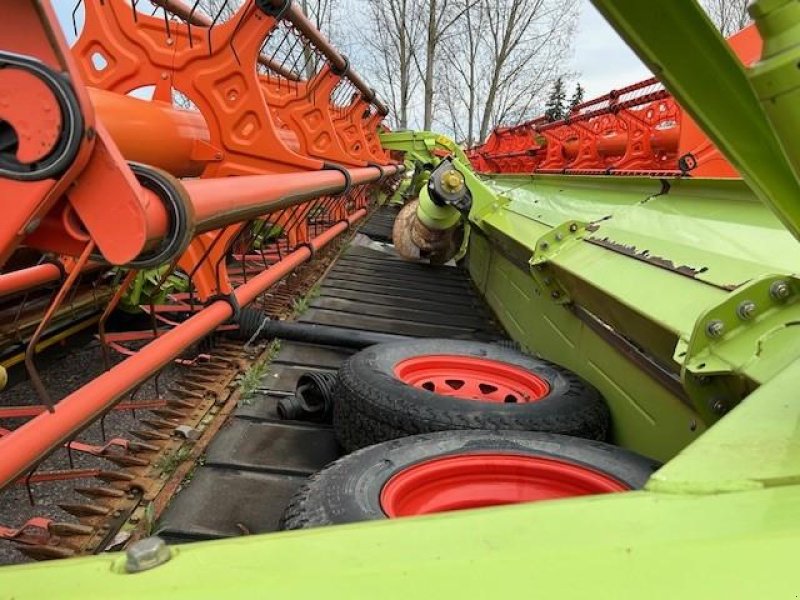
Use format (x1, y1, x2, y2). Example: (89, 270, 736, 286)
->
(0, 208, 366, 490)
(88, 87, 211, 178)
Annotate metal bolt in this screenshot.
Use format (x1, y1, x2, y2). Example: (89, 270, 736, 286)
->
(710, 398, 728, 415)
(555, 233, 564, 242)
(550, 290, 561, 299)
(125, 536, 171, 573)
(540, 242, 549, 251)
(769, 280, 791, 301)
(543, 276, 553, 285)
(705, 319, 725, 338)
(569, 223, 578, 233)
(736, 300, 756, 321)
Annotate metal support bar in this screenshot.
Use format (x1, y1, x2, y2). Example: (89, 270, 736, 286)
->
(0, 208, 367, 491)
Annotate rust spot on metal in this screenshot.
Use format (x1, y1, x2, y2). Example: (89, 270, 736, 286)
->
(16, 544, 76, 561)
(587, 236, 708, 279)
(2, 236, 353, 562)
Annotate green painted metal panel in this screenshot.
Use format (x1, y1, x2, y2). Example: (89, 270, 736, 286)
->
(650, 357, 800, 493)
(483, 175, 800, 293)
(3, 484, 800, 598)
(468, 233, 704, 461)
(379, 130, 469, 165)
(476, 175, 800, 379)
(590, 0, 800, 242)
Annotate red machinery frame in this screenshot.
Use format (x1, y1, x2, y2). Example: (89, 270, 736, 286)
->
(468, 25, 762, 177)
(0, 0, 402, 495)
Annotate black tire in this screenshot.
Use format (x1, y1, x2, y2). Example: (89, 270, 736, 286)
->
(281, 430, 659, 529)
(333, 339, 610, 451)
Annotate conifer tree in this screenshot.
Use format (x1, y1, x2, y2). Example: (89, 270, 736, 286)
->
(544, 77, 567, 121)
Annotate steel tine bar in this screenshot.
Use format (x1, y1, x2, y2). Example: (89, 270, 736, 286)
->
(98, 270, 139, 371)
(23, 242, 95, 412)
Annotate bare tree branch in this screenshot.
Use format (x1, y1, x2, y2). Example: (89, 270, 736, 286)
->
(701, 0, 752, 36)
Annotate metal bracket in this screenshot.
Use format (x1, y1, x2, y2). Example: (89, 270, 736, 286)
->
(673, 274, 800, 423)
(676, 274, 800, 379)
(528, 220, 587, 304)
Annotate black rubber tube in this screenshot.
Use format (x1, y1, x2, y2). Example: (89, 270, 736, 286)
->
(278, 371, 338, 423)
(234, 309, 411, 349)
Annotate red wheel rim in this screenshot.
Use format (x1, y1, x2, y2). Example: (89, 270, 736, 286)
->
(394, 355, 549, 403)
(380, 453, 628, 517)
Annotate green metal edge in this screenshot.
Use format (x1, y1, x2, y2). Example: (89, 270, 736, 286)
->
(3, 484, 800, 598)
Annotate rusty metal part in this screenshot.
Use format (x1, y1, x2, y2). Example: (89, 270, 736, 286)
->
(0, 230, 355, 561)
(392, 200, 422, 261)
(585, 236, 712, 282)
(392, 199, 461, 265)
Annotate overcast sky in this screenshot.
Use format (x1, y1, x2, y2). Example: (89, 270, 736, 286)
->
(53, 0, 653, 104)
(570, 1, 652, 98)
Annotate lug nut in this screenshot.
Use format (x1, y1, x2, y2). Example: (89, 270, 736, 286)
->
(705, 319, 725, 338)
(769, 280, 791, 301)
(125, 536, 171, 573)
(736, 300, 756, 321)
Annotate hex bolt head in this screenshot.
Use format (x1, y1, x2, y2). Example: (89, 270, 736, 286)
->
(705, 319, 725, 338)
(736, 300, 756, 321)
(769, 280, 791, 301)
(540, 242, 549, 251)
(569, 223, 578, 233)
(555, 233, 564, 242)
(710, 398, 728, 415)
(125, 536, 171, 573)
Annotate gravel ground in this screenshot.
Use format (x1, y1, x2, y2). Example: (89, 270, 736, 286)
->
(0, 330, 185, 565)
